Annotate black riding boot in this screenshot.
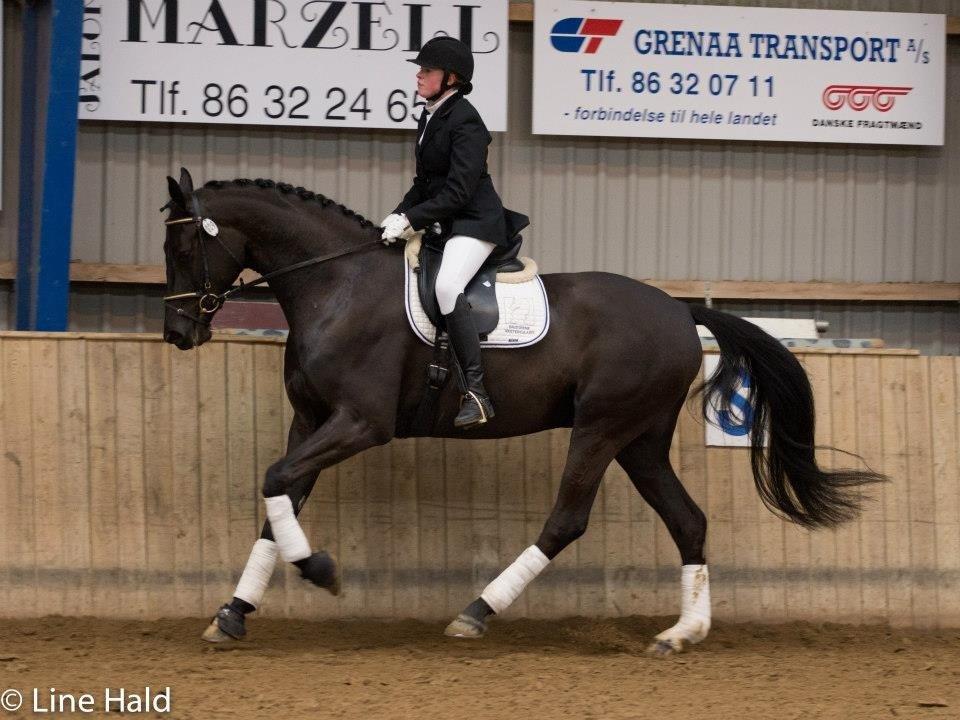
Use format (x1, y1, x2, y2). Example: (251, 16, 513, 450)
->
(444, 294, 495, 429)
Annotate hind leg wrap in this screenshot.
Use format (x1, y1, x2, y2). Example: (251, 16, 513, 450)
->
(264, 495, 312, 562)
(656, 564, 712, 646)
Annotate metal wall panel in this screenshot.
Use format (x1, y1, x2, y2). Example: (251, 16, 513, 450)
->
(0, 4, 957, 340)
(55, 9, 960, 283)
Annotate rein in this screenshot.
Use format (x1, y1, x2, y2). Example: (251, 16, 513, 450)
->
(163, 192, 383, 325)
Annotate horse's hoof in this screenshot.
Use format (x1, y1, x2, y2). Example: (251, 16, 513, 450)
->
(201, 620, 234, 643)
(647, 638, 683, 658)
(201, 604, 246, 643)
(299, 551, 341, 595)
(444, 613, 487, 638)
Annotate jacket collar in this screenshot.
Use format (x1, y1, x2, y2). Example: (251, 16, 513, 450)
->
(417, 92, 463, 154)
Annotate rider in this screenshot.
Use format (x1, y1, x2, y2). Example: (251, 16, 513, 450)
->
(381, 36, 527, 430)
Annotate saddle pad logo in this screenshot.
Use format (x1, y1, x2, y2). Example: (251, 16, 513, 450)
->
(550, 18, 623, 54)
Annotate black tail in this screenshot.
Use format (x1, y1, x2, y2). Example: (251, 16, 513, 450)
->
(690, 305, 886, 529)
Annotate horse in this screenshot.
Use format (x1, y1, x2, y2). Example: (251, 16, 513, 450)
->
(161, 168, 885, 655)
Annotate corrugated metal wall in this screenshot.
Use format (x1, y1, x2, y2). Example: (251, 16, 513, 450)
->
(0, 2, 957, 346)
(2, 334, 958, 627)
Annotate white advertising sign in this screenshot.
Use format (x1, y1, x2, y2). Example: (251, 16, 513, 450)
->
(79, 0, 508, 130)
(533, 0, 944, 145)
(703, 354, 761, 448)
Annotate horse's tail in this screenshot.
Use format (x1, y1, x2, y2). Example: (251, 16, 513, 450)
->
(689, 304, 886, 529)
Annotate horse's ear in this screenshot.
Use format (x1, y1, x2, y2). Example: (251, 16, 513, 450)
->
(166, 175, 186, 210)
(179, 167, 194, 195)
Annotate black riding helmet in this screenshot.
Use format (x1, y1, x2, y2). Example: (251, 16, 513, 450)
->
(408, 36, 474, 99)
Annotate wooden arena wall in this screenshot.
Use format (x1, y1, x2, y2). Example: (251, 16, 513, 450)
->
(0, 333, 957, 627)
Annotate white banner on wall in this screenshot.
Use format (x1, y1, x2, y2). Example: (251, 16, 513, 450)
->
(703, 354, 760, 448)
(533, 0, 945, 145)
(79, 0, 508, 130)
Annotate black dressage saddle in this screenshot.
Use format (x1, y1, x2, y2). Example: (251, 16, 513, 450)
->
(416, 213, 530, 338)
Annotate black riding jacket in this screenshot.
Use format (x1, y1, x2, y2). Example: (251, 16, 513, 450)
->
(394, 92, 527, 248)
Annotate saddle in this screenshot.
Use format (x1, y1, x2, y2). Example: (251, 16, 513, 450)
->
(416, 233, 526, 337)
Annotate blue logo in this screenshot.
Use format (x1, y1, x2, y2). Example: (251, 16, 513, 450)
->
(717, 371, 755, 437)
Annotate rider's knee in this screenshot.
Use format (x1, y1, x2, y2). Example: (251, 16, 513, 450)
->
(435, 280, 463, 316)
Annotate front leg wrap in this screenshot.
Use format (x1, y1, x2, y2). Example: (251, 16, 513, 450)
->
(656, 564, 712, 647)
(480, 545, 551, 614)
(234, 538, 279, 608)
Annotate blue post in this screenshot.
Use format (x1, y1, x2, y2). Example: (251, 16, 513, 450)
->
(15, 3, 38, 329)
(16, 0, 83, 330)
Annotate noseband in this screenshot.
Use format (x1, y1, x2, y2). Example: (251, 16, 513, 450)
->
(163, 192, 382, 326)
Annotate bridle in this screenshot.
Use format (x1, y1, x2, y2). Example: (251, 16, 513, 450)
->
(162, 191, 383, 325)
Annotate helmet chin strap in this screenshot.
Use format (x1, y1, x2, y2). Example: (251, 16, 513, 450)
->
(426, 71, 454, 102)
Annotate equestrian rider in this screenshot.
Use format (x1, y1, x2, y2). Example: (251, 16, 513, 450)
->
(381, 36, 528, 430)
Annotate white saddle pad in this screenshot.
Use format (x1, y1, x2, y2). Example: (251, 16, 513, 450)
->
(403, 256, 550, 348)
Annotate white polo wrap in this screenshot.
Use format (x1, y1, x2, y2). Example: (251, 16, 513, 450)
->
(264, 494, 312, 562)
(480, 545, 550, 614)
(656, 564, 712, 644)
(233, 538, 278, 608)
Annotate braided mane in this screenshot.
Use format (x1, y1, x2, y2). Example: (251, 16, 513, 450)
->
(204, 178, 376, 229)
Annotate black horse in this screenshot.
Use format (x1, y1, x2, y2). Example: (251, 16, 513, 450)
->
(162, 169, 883, 654)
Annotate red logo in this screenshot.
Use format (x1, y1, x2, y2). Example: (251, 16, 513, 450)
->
(822, 85, 912, 113)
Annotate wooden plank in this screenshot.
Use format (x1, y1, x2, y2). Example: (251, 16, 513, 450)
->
(251, 343, 285, 617)
(442, 437, 474, 617)
(363, 442, 395, 618)
(170, 348, 203, 617)
(3, 339, 39, 613)
(806, 354, 839, 621)
(0, 339, 9, 611)
(675, 390, 709, 619)
(948, 15, 960, 35)
(508, 2, 532, 23)
(880, 356, 912, 625)
(198, 343, 232, 614)
(390, 437, 420, 618)
(58, 338, 93, 616)
(115, 341, 149, 617)
(142, 341, 176, 618)
(225, 343, 259, 614)
(704, 440, 735, 621)
(87, 340, 120, 617)
(830, 355, 863, 624)
(781, 357, 813, 620)
(471, 438, 502, 615)
(1, 260, 955, 303)
(648, 279, 960, 302)
(577, 438, 607, 616)
(731, 443, 760, 623)
(549, 428, 578, 618)
(521, 430, 554, 618)
(495, 435, 529, 617)
(854, 356, 888, 623)
(416, 436, 448, 618)
(30, 340, 63, 615)
(905, 358, 938, 627)
(929, 358, 960, 627)
(336, 447, 367, 618)
(602, 454, 633, 617)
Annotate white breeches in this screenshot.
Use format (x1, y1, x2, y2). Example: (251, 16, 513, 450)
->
(435, 234, 496, 315)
